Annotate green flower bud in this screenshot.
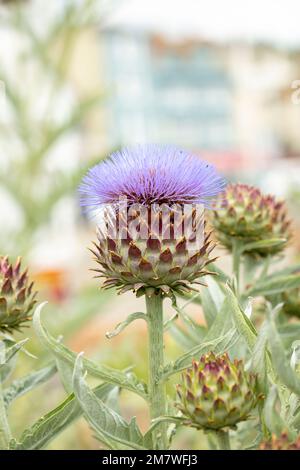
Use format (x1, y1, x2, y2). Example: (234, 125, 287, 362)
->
(0, 256, 37, 333)
(211, 184, 291, 257)
(176, 352, 260, 430)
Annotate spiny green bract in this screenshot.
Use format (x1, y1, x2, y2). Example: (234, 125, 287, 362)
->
(91, 208, 216, 297)
(0, 256, 37, 333)
(176, 352, 260, 431)
(211, 183, 291, 257)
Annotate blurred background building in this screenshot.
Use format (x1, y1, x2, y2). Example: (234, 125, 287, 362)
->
(102, 30, 300, 174)
(1, 0, 300, 449)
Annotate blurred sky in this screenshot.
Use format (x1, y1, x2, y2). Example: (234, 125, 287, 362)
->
(105, 0, 300, 47)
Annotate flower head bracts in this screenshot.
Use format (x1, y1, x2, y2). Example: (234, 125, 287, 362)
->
(0, 256, 37, 333)
(211, 183, 291, 257)
(176, 352, 260, 431)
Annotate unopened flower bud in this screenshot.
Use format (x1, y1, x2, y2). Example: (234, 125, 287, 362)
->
(176, 352, 260, 430)
(0, 256, 37, 333)
(211, 184, 291, 257)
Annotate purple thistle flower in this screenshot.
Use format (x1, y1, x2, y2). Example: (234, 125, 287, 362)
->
(79, 144, 226, 210)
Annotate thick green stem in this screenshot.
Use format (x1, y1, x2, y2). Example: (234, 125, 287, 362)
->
(0, 381, 11, 450)
(146, 293, 168, 450)
(215, 430, 231, 450)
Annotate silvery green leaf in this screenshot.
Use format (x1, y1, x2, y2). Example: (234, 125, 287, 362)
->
(200, 276, 225, 327)
(266, 312, 300, 396)
(145, 415, 186, 442)
(205, 293, 235, 339)
(72, 354, 149, 450)
(204, 291, 245, 358)
(168, 323, 192, 349)
(244, 298, 253, 319)
(106, 312, 147, 339)
(264, 263, 300, 279)
(105, 387, 122, 415)
(33, 303, 147, 399)
(169, 321, 207, 350)
(263, 386, 290, 437)
(170, 298, 207, 346)
(0, 338, 28, 382)
(161, 329, 237, 381)
(55, 357, 74, 394)
(233, 420, 262, 450)
(290, 341, 300, 372)
(168, 295, 208, 346)
(249, 321, 268, 392)
(171, 295, 198, 331)
(278, 324, 300, 348)
(12, 382, 115, 450)
(225, 285, 257, 351)
(290, 400, 300, 431)
(3, 363, 56, 408)
(161, 289, 242, 380)
(244, 273, 300, 298)
(243, 255, 263, 285)
(287, 393, 300, 423)
(241, 238, 287, 254)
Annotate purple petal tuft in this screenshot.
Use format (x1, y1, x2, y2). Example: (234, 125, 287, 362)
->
(79, 144, 226, 210)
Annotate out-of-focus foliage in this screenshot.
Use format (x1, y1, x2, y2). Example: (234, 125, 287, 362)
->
(0, 0, 110, 255)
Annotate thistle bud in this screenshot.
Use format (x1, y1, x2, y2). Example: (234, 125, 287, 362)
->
(176, 352, 259, 430)
(211, 184, 291, 257)
(90, 209, 217, 297)
(0, 256, 37, 333)
(260, 432, 300, 450)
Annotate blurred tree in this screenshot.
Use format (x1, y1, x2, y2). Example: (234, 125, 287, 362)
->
(0, 0, 112, 256)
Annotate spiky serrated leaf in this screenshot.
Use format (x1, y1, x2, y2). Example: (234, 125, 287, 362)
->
(55, 356, 74, 394)
(4, 363, 57, 408)
(225, 285, 257, 351)
(72, 354, 150, 450)
(263, 386, 290, 437)
(12, 382, 115, 450)
(200, 276, 225, 327)
(266, 312, 300, 396)
(106, 312, 147, 339)
(0, 338, 28, 382)
(33, 303, 147, 399)
(249, 321, 268, 392)
(244, 273, 300, 298)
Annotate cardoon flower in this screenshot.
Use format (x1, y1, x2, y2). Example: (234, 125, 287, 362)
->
(211, 183, 291, 257)
(176, 352, 259, 431)
(79, 145, 225, 296)
(0, 256, 37, 333)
